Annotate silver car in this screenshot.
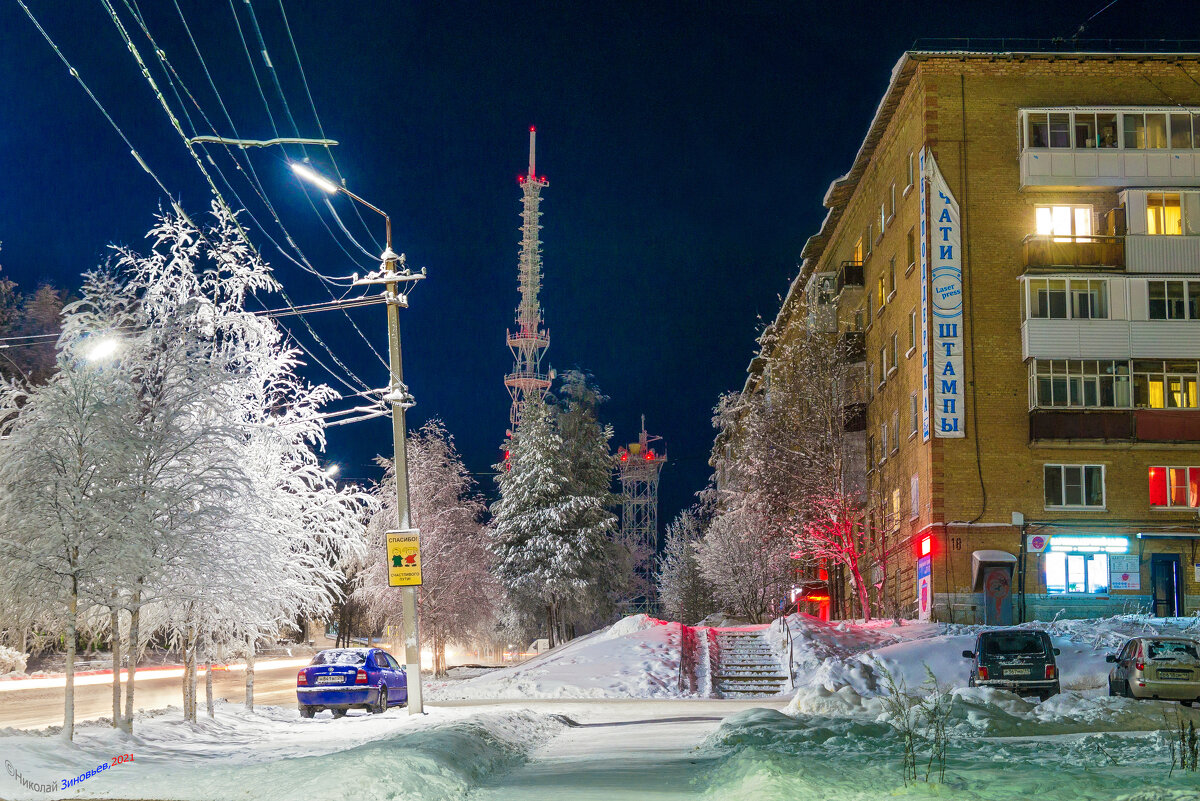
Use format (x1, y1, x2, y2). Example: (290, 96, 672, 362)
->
(1107, 637, 1200, 705)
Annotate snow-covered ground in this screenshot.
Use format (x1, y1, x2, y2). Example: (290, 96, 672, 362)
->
(0, 702, 563, 800)
(427, 615, 684, 700)
(6, 614, 1200, 800)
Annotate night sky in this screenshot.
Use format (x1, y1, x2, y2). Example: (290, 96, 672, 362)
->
(0, 1, 1172, 527)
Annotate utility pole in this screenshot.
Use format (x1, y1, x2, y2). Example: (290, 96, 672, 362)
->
(291, 160, 427, 714)
(380, 241, 425, 715)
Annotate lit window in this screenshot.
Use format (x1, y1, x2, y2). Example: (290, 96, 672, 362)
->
(1133, 360, 1200, 409)
(1044, 464, 1105, 509)
(1044, 552, 1110, 594)
(1148, 466, 1200, 508)
(1035, 205, 1092, 239)
(1146, 193, 1183, 236)
(852, 238, 864, 264)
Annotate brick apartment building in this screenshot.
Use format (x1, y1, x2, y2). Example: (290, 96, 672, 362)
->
(752, 47, 1200, 623)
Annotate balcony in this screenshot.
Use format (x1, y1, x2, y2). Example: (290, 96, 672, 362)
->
(1030, 409, 1200, 442)
(1125, 235, 1200, 274)
(843, 402, 867, 433)
(1022, 235, 1125, 270)
(837, 331, 865, 364)
(836, 260, 864, 295)
(1030, 410, 1133, 441)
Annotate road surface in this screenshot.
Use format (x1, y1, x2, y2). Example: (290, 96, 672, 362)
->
(0, 660, 304, 730)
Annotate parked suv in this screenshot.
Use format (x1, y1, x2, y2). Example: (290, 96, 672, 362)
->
(962, 629, 1061, 700)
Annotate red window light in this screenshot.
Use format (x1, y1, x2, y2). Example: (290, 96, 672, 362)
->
(297, 670, 307, 686)
(355, 669, 368, 684)
(1149, 467, 1167, 506)
(919, 536, 931, 557)
(818, 568, 828, 581)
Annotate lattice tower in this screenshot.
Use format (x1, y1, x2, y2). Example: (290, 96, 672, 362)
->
(504, 127, 551, 427)
(617, 417, 666, 596)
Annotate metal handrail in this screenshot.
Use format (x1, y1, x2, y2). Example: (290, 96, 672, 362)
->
(780, 614, 796, 690)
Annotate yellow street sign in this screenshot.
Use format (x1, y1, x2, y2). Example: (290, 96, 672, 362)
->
(386, 529, 422, 587)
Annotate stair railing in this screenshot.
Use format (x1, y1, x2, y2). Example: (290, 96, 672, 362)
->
(780, 615, 795, 690)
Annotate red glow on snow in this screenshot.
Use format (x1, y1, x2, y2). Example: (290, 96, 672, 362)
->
(802, 594, 830, 602)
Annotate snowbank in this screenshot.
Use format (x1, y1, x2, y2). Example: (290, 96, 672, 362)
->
(426, 615, 683, 700)
(776, 613, 1200, 708)
(702, 705, 1196, 801)
(0, 702, 562, 800)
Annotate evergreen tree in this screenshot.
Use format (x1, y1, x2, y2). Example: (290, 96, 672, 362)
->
(491, 394, 605, 647)
(555, 372, 624, 630)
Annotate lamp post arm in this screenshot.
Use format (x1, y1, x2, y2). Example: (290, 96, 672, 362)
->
(338, 186, 392, 253)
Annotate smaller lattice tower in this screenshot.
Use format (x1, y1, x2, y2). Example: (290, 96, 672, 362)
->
(617, 417, 667, 598)
(504, 127, 551, 427)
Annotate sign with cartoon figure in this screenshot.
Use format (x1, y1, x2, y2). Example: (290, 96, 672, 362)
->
(386, 529, 422, 587)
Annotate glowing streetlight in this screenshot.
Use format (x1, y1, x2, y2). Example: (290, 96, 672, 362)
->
(86, 337, 120, 362)
(290, 161, 341, 195)
(324, 464, 340, 478)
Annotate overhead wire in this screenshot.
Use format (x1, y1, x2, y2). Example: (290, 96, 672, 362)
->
(271, 0, 383, 254)
(228, 0, 378, 272)
(161, 0, 391, 372)
(100, 0, 384, 392)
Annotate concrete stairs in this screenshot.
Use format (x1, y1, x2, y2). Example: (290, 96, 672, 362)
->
(714, 629, 790, 697)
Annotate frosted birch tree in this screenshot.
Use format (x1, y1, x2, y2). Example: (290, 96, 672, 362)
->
(656, 506, 715, 624)
(359, 420, 493, 675)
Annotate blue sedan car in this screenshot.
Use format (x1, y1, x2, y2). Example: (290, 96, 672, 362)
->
(296, 648, 407, 718)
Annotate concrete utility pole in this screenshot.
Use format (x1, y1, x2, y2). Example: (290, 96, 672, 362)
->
(290, 161, 426, 714)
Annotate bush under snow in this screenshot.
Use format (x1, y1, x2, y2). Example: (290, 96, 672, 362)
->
(0, 645, 28, 675)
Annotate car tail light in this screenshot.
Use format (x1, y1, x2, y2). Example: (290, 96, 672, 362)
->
(297, 670, 307, 686)
(1135, 660, 1145, 672)
(1045, 665, 1056, 680)
(355, 669, 368, 684)
(977, 666, 988, 680)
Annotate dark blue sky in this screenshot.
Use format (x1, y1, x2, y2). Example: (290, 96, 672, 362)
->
(0, 1, 1168, 526)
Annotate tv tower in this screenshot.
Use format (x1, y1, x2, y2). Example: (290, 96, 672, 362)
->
(504, 127, 551, 427)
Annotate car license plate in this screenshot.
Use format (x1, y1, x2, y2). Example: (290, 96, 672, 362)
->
(315, 675, 343, 685)
(1004, 668, 1031, 676)
(1159, 669, 1192, 680)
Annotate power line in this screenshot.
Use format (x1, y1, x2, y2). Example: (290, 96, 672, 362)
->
(99, 0, 378, 393)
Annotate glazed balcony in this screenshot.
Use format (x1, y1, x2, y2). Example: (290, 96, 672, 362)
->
(1022, 234, 1125, 270)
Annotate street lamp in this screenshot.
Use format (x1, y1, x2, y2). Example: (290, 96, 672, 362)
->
(323, 464, 341, 478)
(290, 161, 424, 715)
(85, 337, 120, 362)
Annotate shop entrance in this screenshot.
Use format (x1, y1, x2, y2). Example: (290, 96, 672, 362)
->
(1151, 554, 1184, 618)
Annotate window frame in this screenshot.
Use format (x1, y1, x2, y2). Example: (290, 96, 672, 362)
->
(1148, 465, 1200, 509)
(1043, 463, 1106, 510)
(1025, 277, 1109, 321)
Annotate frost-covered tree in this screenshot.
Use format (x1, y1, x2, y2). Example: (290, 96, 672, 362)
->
(491, 394, 607, 647)
(695, 501, 791, 623)
(656, 506, 714, 624)
(0, 206, 368, 735)
(359, 420, 494, 676)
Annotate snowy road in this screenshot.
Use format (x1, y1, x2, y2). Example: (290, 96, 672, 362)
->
(0, 662, 300, 730)
(457, 699, 789, 800)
